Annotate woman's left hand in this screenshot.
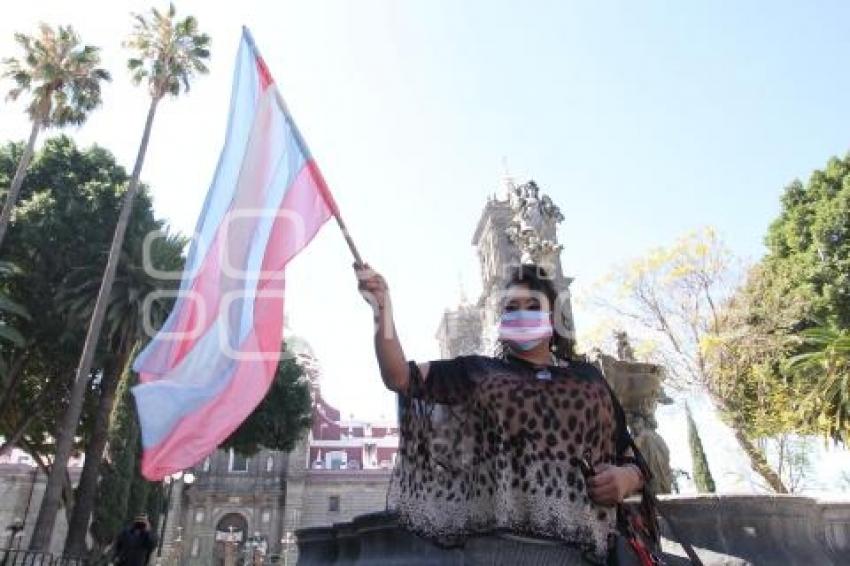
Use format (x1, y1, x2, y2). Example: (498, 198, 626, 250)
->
(588, 463, 641, 505)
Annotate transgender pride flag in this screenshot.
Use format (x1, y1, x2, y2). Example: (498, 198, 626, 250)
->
(132, 29, 337, 480)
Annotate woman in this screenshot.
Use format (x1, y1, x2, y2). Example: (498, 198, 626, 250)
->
(355, 263, 648, 564)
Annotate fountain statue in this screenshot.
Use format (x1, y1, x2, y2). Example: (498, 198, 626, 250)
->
(591, 330, 673, 494)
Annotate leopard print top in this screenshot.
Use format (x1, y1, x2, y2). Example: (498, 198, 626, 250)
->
(387, 355, 619, 561)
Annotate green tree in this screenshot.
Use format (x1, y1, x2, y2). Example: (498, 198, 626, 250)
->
(62, 232, 186, 557)
(0, 135, 156, 464)
(0, 260, 30, 424)
(686, 404, 716, 493)
(0, 135, 186, 554)
(0, 261, 29, 351)
(762, 154, 850, 443)
(786, 323, 850, 444)
(713, 153, 850, 451)
(90, 364, 141, 553)
(89, 359, 165, 559)
(0, 24, 110, 247)
(31, 6, 210, 549)
(763, 156, 850, 327)
(707, 264, 801, 440)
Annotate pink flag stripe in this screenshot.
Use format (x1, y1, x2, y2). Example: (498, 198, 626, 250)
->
(139, 158, 334, 478)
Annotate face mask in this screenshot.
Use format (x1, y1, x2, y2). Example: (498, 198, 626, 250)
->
(498, 310, 553, 351)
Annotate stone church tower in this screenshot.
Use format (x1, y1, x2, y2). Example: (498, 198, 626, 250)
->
(437, 176, 576, 357)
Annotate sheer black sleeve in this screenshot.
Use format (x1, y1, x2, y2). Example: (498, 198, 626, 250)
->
(406, 356, 477, 405)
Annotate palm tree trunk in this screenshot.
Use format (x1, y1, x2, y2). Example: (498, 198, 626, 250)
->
(0, 414, 37, 456)
(707, 391, 789, 493)
(0, 120, 41, 249)
(63, 350, 129, 558)
(21, 438, 75, 525)
(29, 96, 160, 552)
(0, 411, 37, 456)
(730, 420, 789, 493)
(0, 387, 50, 457)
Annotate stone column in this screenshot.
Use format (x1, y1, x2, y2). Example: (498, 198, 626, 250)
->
(157, 477, 186, 564)
(281, 437, 308, 565)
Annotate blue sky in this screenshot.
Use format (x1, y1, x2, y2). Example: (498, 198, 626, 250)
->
(3, 1, 850, 420)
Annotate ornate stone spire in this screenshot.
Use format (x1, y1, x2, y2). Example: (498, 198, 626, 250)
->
(504, 179, 565, 269)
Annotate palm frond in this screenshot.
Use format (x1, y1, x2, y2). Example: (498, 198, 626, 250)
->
(0, 323, 25, 347)
(0, 294, 31, 320)
(124, 5, 210, 100)
(786, 321, 850, 444)
(1, 23, 109, 127)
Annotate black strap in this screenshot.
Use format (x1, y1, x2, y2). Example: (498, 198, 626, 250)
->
(593, 361, 705, 566)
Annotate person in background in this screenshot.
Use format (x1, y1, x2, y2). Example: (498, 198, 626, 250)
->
(113, 514, 157, 566)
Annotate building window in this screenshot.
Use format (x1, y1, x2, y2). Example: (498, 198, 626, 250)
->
(262, 510, 271, 523)
(265, 456, 274, 472)
(328, 495, 340, 513)
(326, 450, 346, 470)
(364, 443, 377, 468)
(229, 449, 248, 472)
(203, 457, 211, 472)
(195, 510, 204, 524)
(191, 537, 200, 557)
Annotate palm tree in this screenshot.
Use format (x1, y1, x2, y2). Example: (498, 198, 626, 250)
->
(63, 231, 186, 557)
(0, 24, 110, 248)
(29, 6, 210, 551)
(786, 323, 850, 445)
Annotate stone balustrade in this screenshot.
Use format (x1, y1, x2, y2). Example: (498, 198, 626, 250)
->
(296, 495, 850, 565)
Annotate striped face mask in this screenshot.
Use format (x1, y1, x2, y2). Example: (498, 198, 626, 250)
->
(498, 310, 553, 351)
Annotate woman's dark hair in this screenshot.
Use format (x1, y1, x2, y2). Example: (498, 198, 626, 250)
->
(496, 264, 576, 362)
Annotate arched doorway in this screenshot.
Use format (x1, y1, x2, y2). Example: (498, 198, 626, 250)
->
(214, 512, 248, 566)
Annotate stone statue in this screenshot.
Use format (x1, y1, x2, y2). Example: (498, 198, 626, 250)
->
(591, 351, 673, 493)
(505, 181, 564, 266)
(519, 188, 544, 235)
(630, 414, 672, 494)
(540, 194, 565, 228)
(614, 330, 636, 362)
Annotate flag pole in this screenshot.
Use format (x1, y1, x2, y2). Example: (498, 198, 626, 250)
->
(242, 27, 365, 267)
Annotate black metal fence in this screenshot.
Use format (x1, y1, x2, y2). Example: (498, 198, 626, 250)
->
(0, 549, 93, 566)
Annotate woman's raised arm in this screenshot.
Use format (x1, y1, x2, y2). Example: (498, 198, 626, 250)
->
(354, 263, 429, 394)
